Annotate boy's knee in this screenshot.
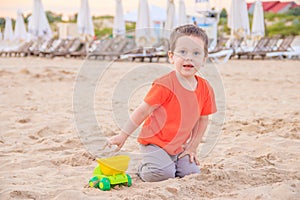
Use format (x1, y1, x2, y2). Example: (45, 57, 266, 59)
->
(138, 164, 176, 182)
(176, 166, 200, 178)
(176, 155, 200, 178)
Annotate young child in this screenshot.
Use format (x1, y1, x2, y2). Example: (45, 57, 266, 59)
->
(106, 24, 217, 182)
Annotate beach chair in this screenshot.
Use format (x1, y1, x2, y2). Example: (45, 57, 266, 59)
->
(0, 40, 25, 57)
(88, 36, 128, 60)
(49, 38, 79, 58)
(40, 39, 66, 57)
(266, 35, 296, 59)
(208, 49, 234, 64)
(87, 39, 114, 59)
(70, 40, 98, 58)
(246, 35, 281, 59)
(121, 39, 169, 63)
(152, 38, 169, 62)
(30, 38, 55, 56)
(209, 37, 230, 54)
(235, 37, 269, 59)
(208, 37, 234, 64)
(5, 40, 34, 57)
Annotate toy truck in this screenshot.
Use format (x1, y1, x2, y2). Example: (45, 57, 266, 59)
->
(89, 155, 132, 191)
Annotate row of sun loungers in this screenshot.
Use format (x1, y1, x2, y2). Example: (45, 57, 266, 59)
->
(0, 35, 298, 62)
(0, 38, 87, 58)
(206, 35, 299, 63)
(0, 36, 170, 62)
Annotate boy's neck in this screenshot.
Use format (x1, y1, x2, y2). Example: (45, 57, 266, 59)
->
(175, 71, 197, 91)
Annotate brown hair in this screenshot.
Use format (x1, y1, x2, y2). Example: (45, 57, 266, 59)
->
(169, 24, 209, 57)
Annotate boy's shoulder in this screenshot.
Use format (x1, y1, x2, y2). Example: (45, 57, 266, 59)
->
(195, 75, 214, 92)
(153, 71, 175, 85)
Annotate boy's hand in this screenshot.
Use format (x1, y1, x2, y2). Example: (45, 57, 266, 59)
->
(178, 149, 200, 165)
(105, 132, 129, 151)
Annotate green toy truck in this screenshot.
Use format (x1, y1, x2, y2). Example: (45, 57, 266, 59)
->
(89, 155, 132, 191)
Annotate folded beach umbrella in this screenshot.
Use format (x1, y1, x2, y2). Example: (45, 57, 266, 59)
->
(113, 0, 126, 37)
(135, 0, 151, 47)
(14, 10, 28, 41)
(164, 0, 176, 32)
(177, 0, 187, 26)
(4, 17, 14, 41)
(77, 0, 95, 38)
(251, 0, 265, 38)
(28, 0, 52, 40)
(228, 0, 250, 39)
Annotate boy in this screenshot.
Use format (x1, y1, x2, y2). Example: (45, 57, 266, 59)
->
(106, 24, 216, 182)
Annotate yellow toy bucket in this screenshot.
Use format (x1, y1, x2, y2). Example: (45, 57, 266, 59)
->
(96, 155, 130, 176)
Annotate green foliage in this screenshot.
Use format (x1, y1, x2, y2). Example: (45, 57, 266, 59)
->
(218, 16, 230, 35)
(45, 11, 62, 23)
(265, 12, 280, 21)
(93, 15, 113, 20)
(95, 27, 112, 39)
(0, 18, 4, 30)
(267, 21, 300, 36)
(125, 22, 136, 32)
(287, 7, 300, 16)
(220, 8, 227, 19)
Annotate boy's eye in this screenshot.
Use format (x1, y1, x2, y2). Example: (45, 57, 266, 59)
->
(193, 51, 200, 56)
(179, 50, 187, 55)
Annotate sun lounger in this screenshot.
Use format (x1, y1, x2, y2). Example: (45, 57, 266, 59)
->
(4, 40, 34, 57)
(88, 36, 128, 60)
(29, 38, 55, 56)
(266, 35, 296, 59)
(39, 39, 66, 57)
(121, 39, 169, 63)
(235, 37, 269, 59)
(49, 38, 81, 58)
(70, 41, 92, 58)
(208, 49, 234, 64)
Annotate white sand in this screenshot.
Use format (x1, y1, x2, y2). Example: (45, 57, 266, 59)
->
(0, 57, 299, 199)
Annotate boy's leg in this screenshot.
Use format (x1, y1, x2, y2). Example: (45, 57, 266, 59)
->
(138, 144, 176, 182)
(175, 155, 200, 178)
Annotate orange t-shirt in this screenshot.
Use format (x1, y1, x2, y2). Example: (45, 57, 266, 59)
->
(138, 71, 217, 155)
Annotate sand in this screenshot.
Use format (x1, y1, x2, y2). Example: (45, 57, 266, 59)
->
(0, 57, 299, 200)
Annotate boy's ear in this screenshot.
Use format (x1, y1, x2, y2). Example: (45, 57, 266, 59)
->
(168, 51, 174, 64)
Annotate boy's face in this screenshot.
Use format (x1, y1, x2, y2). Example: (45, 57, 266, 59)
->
(168, 35, 206, 79)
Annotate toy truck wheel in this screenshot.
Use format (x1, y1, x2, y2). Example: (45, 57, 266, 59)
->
(126, 174, 132, 187)
(89, 176, 100, 188)
(99, 178, 111, 191)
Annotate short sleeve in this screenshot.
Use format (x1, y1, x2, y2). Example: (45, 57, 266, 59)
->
(144, 83, 172, 106)
(201, 82, 217, 115)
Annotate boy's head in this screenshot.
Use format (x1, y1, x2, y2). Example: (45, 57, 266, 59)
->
(169, 24, 208, 57)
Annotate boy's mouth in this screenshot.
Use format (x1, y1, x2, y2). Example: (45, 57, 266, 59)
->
(183, 64, 194, 68)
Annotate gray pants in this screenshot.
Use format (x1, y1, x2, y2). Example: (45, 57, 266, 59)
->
(138, 144, 200, 182)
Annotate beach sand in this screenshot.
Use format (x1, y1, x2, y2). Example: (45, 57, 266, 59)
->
(0, 57, 299, 199)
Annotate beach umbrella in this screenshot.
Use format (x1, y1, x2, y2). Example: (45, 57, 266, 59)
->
(165, 0, 176, 31)
(251, 0, 265, 38)
(228, 0, 250, 39)
(135, 0, 151, 47)
(28, 0, 52, 40)
(177, 0, 187, 26)
(14, 10, 27, 40)
(4, 17, 14, 41)
(77, 0, 94, 39)
(113, 0, 126, 37)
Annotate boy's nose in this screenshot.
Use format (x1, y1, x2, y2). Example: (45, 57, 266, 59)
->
(185, 56, 192, 61)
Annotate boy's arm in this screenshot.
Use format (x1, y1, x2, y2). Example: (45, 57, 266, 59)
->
(179, 115, 209, 165)
(106, 101, 156, 150)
